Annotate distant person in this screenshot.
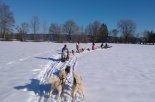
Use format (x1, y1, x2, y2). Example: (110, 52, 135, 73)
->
(61, 44, 69, 62)
(104, 43, 112, 49)
(104, 43, 108, 48)
(72, 50, 75, 55)
(76, 41, 80, 53)
(92, 42, 95, 50)
(101, 43, 104, 49)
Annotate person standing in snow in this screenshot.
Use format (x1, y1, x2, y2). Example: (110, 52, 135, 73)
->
(61, 44, 69, 62)
(92, 42, 95, 50)
(76, 41, 80, 53)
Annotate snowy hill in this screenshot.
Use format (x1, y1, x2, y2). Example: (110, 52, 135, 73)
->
(0, 42, 155, 102)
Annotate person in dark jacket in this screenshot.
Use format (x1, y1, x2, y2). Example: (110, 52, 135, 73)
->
(61, 45, 69, 62)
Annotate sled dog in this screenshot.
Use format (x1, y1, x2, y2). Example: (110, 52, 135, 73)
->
(48, 66, 70, 99)
(48, 77, 63, 99)
(72, 72, 85, 99)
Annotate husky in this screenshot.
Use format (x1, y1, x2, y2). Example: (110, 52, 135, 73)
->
(72, 72, 85, 100)
(48, 77, 63, 99)
(48, 66, 71, 99)
(59, 66, 70, 87)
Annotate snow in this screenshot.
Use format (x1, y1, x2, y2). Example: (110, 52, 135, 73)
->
(77, 44, 155, 102)
(0, 41, 155, 102)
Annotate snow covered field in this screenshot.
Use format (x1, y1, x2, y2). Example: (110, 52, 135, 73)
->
(0, 41, 155, 102)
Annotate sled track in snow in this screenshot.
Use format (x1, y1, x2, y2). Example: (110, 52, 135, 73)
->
(29, 53, 82, 102)
(29, 49, 98, 102)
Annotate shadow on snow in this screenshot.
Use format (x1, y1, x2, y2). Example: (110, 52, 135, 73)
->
(34, 56, 61, 61)
(14, 79, 59, 98)
(14, 78, 72, 100)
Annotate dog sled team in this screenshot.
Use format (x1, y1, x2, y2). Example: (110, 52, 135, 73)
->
(50, 41, 112, 101)
(61, 42, 112, 62)
(48, 66, 85, 101)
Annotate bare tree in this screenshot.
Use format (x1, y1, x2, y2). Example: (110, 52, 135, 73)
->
(85, 21, 101, 42)
(110, 29, 119, 43)
(49, 23, 63, 42)
(37, 21, 48, 41)
(16, 22, 29, 41)
(0, 2, 15, 40)
(49, 23, 61, 34)
(76, 25, 88, 42)
(30, 16, 40, 34)
(42, 21, 48, 34)
(111, 29, 119, 37)
(80, 25, 84, 35)
(30, 16, 40, 41)
(143, 30, 155, 44)
(98, 23, 108, 42)
(85, 23, 93, 35)
(63, 20, 79, 42)
(117, 19, 136, 43)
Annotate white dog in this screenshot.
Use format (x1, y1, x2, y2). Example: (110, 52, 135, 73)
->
(48, 66, 71, 99)
(48, 77, 63, 99)
(72, 72, 85, 99)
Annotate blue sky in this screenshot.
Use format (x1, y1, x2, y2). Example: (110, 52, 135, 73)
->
(2, 0, 155, 33)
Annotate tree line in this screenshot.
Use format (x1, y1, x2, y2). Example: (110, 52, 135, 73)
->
(0, 1, 155, 44)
